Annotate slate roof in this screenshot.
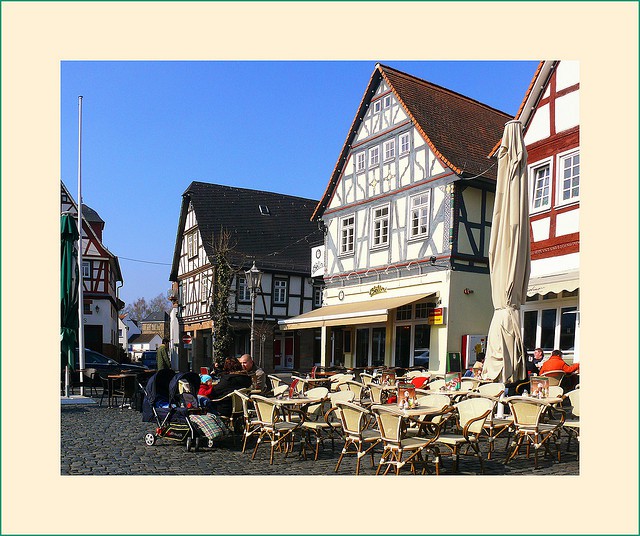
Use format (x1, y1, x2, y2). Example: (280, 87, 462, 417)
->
(141, 311, 169, 322)
(170, 182, 323, 279)
(129, 333, 161, 344)
(313, 63, 513, 220)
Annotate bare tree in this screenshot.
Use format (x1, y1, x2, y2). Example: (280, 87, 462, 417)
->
(148, 293, 171, 314)
(123, 292, 170, 321)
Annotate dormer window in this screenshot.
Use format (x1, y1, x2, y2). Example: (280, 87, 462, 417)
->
(373, 100, 381, 113)
(259, 205, 271, 216)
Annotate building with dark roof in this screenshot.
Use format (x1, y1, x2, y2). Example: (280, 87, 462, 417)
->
(282, 63, 513, 373)
(169, 181, 323, 372)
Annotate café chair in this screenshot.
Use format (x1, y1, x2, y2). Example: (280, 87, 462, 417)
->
(540, 370, 566, 387)
(330, 373, 355, 391)
(272, 384, 289, 398)
(562, 389, 580, 453)
(235, 389, 260, 453)
(367, 383, 387, 406)
(268, 374, 288, 392)
(341, 381, 366, 404)
(466, 386, 511, 460)
(371, 405, 444, 475)
(359, 372, 375, 387)
(334, 401, 381, 475)
(435, 397, 494, 473)
(504, 397, 565, 469)
(250, 395, 302, 465)
(298, 387, 336, 460)
(426, 379, 446, 391)
(407, 394, 454, 437)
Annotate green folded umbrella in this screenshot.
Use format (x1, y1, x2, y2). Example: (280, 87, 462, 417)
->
(61, 213, 79, 371)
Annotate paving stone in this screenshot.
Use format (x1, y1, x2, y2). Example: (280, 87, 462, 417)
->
(61, 403, 578, 476)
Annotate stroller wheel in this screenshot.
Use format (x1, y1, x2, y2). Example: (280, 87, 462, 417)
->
(144, 433, 156, 446)
(186, 436, 193, 452)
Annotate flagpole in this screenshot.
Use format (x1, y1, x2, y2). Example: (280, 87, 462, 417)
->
(77, 95, 86, 395)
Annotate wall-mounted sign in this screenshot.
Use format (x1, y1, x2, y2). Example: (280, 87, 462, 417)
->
(369, 285, 387, 297)
(427, 307, 446, 325)
(311, 246, 325, 278)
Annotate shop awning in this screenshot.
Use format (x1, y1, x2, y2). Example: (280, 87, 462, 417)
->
(526, 271, 579, 297)
(279, 293, 431, 331)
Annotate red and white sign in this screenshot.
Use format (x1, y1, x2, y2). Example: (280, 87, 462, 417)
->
(182, 333, 192, 345)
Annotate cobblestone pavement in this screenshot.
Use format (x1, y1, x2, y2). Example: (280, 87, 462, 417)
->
(61, 402, 579, 476)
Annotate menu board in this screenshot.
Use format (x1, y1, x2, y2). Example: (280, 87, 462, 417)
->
(397, 382, 417, 409)
(444, 372, 462, 391)
(380, 372, 396, 386)
(529, 376, 550, 398)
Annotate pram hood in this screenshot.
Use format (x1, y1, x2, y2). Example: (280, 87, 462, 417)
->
(169, 371, 201, 400)
(144, 368, 175, 406)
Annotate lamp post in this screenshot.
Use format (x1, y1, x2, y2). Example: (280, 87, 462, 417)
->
(245, 261, 263, 360)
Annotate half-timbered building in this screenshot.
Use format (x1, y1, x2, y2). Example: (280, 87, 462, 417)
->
(61, 181, 124, 359)
(281, 64, 512, 373)
(511, 61, 580, 362)
(169, 181, 323, 373)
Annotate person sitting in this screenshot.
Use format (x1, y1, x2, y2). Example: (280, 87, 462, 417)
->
(539, 349, 579, 375)
(539, 349, 579, 391)
(197, 374, 215, 409)
(463, 352, 485, 378)
(207, 358, 252, 417)
(526, 347, 545, 375)
(238, 353, 268, 394)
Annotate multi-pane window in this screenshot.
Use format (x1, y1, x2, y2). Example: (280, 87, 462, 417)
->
(410, 192, 430, 238)
(559, 152, 580, 203)
(356, 152, 365, 173)
(273, 279, 288, 304)
(340, 215, 355, 255)
(82, 261, 91, 279)
(369, 146, 379, 166)
(201, 273, 210, 303)
(313, 287, 322, 308)
(531, 164, 551, 210)
(396, 304, 412, 321)
(186, 230, 198, 258)
(383, 139, 395, 161)
(372, 205, 389, 247)
(383, 95, 391, 108)
(400, 133, 410, 154)
(373, 100, 381, 113)
(238, 276, 250, 302)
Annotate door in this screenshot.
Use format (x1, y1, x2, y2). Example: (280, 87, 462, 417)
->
(284, 335, 294, 369)
(84, 325, 103, 353)
(355, 329, 369, 367)
(394, 325, 411, 368)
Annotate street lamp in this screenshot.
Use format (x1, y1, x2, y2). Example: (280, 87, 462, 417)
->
(245, 261, 263, 359)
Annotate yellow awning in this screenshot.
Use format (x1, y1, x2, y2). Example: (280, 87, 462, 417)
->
(527, 271, 579, 297)
(279, 294, 431, 331)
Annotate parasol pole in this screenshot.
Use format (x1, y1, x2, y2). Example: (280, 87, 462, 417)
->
(77, 96, 86, 395)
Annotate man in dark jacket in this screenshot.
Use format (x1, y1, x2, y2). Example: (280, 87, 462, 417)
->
(238, 353, 267, 394)
(156, 338, 172, 370)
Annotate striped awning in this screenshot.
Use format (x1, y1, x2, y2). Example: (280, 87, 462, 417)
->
(526, 271, 579, 297)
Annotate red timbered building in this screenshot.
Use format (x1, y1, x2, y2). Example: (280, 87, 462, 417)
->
(511, 61, 580, 362)
(61, 181, 124, 358)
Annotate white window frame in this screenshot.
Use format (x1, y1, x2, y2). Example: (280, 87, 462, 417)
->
(273, 279, 288, 305)
(400, 132, 410, 154)
(201, 272, 210, 303)
(355, 151, 365, 173)
(186, 230, 198, 258)
(529, 158, 553, 213)
(521, 295, 579, 359)
(408, 191, 431, 239)
(238, 276, 251, 302)
(313, 286, 322, 308)
(371, 204, 390, 249)
(556, 149, 580, 206)
(373, 100, 381, 113)
(383, 139, 395, 161)
(82, 261, 91, 279)
(340, 215, 355, 255)
(369, 146, 379, 167)
(383, 95, 392, 108)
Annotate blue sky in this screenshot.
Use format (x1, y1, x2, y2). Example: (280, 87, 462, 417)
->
(61, 60, 539, 306)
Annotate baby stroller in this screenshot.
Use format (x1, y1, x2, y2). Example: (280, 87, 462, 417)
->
(141, 369, 207, 452)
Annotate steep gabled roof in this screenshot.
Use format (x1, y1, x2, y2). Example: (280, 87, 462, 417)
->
(129, 333, 161, 344)
(312, 63, 512, 220)
(141, 311, 169, 322)
(170, 182, 323, 279)
(488, 61, 557, 157)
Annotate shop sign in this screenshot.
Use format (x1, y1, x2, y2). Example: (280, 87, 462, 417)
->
(369, 285, 387, 297)
(428, 307, 446, 325)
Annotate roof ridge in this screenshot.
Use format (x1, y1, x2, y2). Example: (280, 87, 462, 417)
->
(185, 180, 319, 204)
(378, 63, 512, 118)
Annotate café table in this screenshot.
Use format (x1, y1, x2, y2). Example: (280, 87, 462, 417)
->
(106, 373, 138, 408)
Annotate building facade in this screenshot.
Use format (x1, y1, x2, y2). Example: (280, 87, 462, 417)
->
(169, 182, 324, 373)
(513, 61, 580, 363)
(61, 181, 124, 359)
(281, 64, 513, 373)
